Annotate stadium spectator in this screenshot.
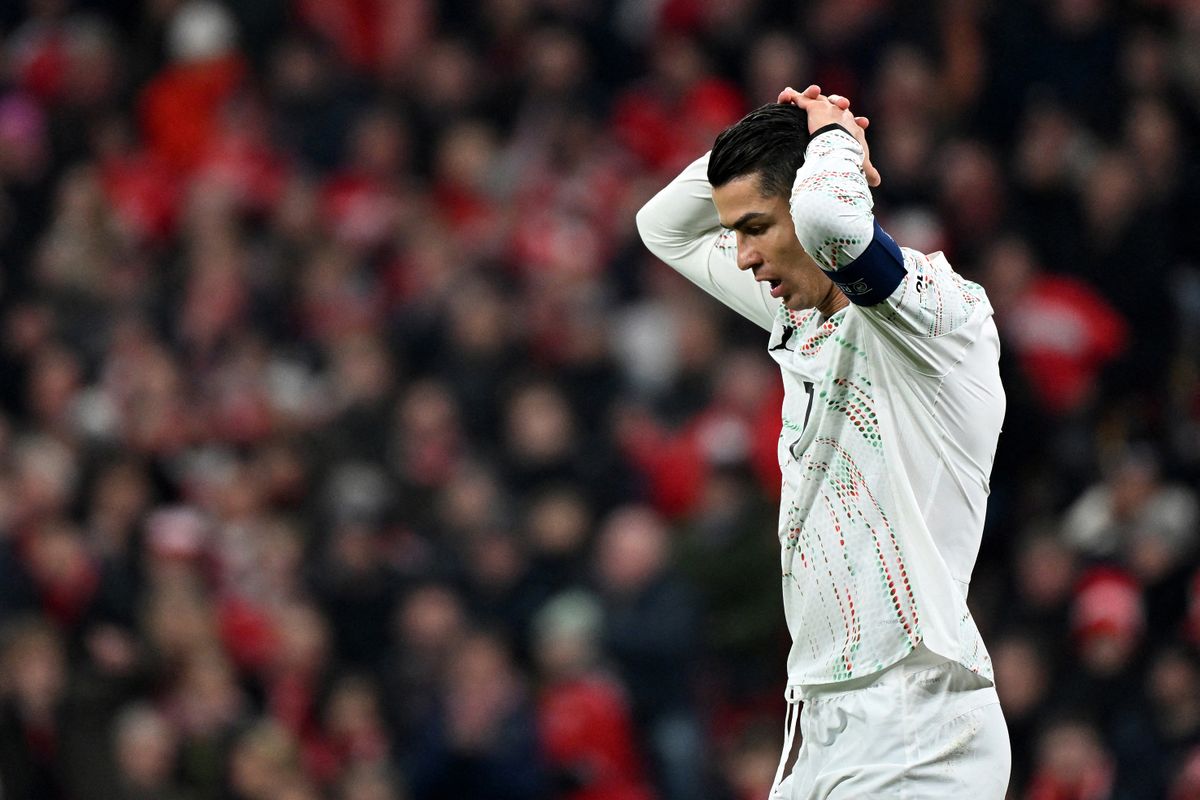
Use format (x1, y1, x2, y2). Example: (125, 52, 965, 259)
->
(406, 629, 547, 800)
(532, 590, 654, 800)
(0, 2, 1198, 797)
(111, 704, 186, 800)
(595, 506, 704, 800)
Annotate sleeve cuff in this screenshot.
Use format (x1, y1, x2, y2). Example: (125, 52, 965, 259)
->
(808, 123, 853, 142)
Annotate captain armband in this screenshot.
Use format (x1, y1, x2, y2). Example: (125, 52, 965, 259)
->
(825, 220, 906, 306)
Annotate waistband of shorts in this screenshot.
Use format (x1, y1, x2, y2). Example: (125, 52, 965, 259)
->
(789, 643, 950, 701)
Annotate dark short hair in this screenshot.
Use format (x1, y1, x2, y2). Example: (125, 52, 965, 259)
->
(708, 103, 809, 199)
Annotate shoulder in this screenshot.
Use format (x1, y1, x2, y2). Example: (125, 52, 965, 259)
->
(900, 248, 991, 307)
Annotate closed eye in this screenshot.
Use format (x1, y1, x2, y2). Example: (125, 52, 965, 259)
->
(722, 211, 771, 234)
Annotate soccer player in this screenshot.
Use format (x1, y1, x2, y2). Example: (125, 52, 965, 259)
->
(635, 85, 1010, 798)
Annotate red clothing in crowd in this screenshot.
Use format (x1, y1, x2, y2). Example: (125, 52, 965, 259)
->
(1005, 274, 1127, 415)
(1025, 768, 1114, 800)
(138, 54, 246, 175)
(21, 526, 101, 630)
(294, 0, 431, 75)
(620, 386, 784, 518)
(539, 675, 656, 800)
(612, 77, 744, 172)
(99, 149, 181, 243)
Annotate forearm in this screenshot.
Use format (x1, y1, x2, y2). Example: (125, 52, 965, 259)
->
(636, 153, 775, 330)
(791, 126, 876, 271)
(636, 152, 722, 262)
(792, 126, 906, 307)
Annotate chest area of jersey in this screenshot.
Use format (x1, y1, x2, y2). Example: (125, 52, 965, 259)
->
(768, 311, 881, 452)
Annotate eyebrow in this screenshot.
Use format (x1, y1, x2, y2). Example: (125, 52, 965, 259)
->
(722, 211, 769, 231)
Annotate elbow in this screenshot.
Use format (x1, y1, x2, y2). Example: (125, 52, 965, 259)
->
(634, 201, 658, 248)
(635, 200, 668, 258)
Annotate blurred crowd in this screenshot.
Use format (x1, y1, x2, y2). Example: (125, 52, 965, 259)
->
(0, 0, 1199, 798)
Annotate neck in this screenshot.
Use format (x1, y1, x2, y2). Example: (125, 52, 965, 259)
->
(815, 281, 849, 320)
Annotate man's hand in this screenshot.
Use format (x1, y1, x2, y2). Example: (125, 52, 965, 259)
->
(778, 84, 882, 188)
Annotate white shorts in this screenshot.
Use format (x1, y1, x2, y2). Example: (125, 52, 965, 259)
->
(772, 646, 1011, 800)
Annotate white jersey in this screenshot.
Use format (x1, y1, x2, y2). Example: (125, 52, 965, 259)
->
(636, 127, 1004, 687)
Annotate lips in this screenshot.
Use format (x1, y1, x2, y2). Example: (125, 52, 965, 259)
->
(754, 270, 785, 298)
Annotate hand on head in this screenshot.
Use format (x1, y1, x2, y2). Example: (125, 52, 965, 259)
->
(777, 84, 881, 187)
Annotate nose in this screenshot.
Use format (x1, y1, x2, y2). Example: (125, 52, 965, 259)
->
(736, 237, 761, 272)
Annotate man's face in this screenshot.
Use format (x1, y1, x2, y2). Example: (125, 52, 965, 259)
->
(712, 173, 834, 311)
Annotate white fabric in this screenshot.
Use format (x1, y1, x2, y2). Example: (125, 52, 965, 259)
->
(771, 686, 803, 796)
(774, 646, 1010, 799)
(789, 130, 877, 270)
(636, 153, 777, 332)
(636, 127, 1004, 688)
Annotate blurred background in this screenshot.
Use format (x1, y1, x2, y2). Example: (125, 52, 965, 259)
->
(0, 0, 1198, 798)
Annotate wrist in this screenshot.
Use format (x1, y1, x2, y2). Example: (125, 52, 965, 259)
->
(808, 122, 851, 140)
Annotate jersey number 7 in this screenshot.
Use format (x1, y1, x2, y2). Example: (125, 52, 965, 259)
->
(789, 380, 815, 459)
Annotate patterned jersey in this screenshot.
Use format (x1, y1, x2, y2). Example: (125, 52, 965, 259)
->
(636, 127, 1004, 687)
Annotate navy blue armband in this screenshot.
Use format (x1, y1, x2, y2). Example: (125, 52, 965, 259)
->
(826, 221, 905, 306)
